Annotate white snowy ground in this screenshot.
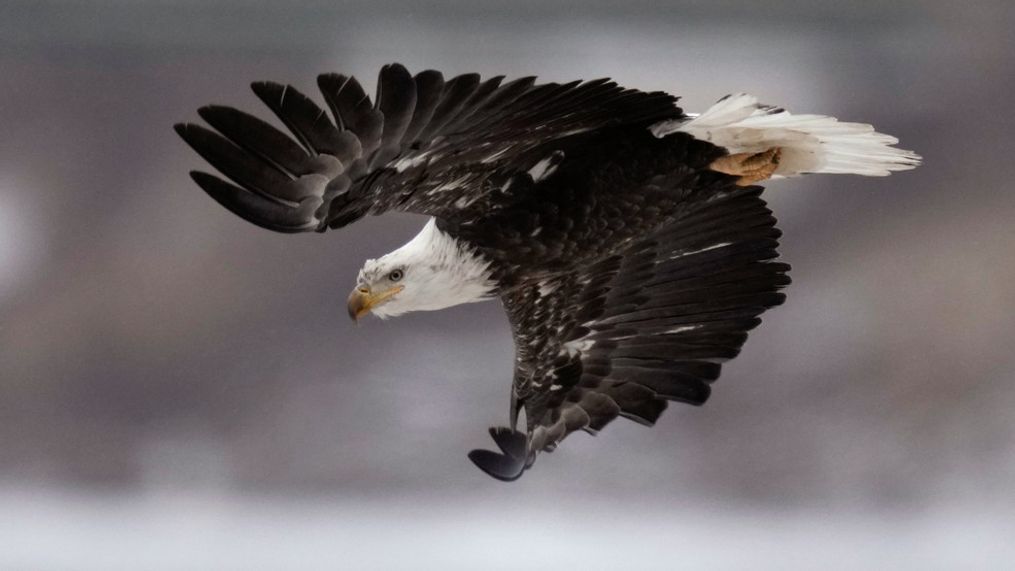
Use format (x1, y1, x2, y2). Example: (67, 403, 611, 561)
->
(2, 489, 1013, 570)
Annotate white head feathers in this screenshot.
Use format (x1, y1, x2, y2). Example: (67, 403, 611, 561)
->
(357, 218, 497, 318)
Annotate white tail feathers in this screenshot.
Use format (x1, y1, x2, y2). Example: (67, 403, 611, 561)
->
(651, 93, 921, 177)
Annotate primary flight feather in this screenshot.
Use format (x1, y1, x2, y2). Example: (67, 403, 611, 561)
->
(175, 63, 919, 481)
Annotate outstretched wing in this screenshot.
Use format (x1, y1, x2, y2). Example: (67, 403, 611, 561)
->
(469, 185, 790, 481)
(175, 63, 683, 233)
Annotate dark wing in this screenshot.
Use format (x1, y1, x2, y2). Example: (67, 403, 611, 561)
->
(174, 63, 683, 233)
(469, 185, 790, 481)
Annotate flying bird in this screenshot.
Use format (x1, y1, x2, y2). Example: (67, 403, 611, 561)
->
(175, 64, 919, 481)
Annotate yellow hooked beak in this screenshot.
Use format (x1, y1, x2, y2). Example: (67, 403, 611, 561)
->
(347, 285, 404, 321)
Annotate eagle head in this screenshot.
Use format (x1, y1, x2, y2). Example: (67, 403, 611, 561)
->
(347, 219, 496, 321)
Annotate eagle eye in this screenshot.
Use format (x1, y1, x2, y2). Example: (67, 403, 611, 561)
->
(388, 269, 404, 282)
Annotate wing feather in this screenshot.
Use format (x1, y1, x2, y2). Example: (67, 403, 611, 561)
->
(371, 63, 417, 167)
(316, 74, 383, 158)
(177, 63, 683, 235)
(416, 73, 482, 142)
(175, 123, 298, 200)
(401, 70, 446, 145)
(188, 171, 321, 233)
(441, 75, 505, 135)
(196, 105, 317, 178)
(251, 82, 352, 160)
(470, 186, 789, 480)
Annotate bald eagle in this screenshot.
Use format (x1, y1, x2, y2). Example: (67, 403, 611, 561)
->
(175, 64, 919, 481)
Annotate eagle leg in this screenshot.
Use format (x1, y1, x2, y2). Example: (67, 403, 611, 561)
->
(709, 147, 782, 186)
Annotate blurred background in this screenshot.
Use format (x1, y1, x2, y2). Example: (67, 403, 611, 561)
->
(2, 0, 1014, 569)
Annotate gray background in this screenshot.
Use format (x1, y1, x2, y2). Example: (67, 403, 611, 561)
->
(2, 1, 1014, 569)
